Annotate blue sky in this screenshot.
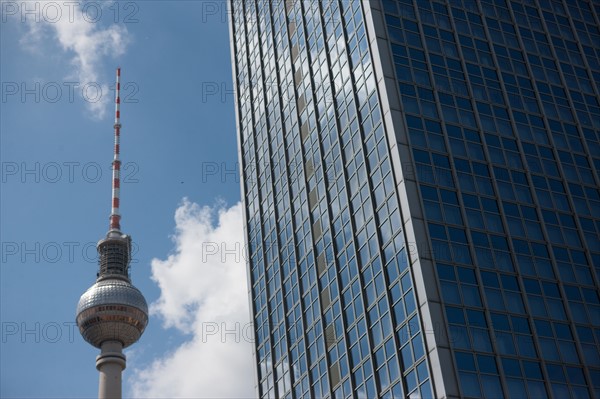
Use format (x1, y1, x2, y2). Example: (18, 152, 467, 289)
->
(1, 1, 255, 397)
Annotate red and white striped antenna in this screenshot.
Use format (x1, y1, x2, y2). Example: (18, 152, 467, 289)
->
(109, 67, 122, 232)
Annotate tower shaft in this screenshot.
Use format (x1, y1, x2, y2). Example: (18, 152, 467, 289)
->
(96, 341, 125, 399)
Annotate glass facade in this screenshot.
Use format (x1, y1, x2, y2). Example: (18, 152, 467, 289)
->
(229, 0, 600, 398)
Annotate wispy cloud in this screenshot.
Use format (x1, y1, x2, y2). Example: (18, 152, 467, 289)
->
(18, 1, 131, 119)
(129, 199, 255, 398)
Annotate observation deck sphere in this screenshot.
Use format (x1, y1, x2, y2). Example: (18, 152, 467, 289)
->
(76, 278, 148, 348)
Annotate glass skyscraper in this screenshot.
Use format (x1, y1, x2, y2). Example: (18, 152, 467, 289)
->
(228, 0, 600, 397)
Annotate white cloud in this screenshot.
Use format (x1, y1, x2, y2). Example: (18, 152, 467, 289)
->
(129, 199, 255, 398)
(18, 1, 130, 119)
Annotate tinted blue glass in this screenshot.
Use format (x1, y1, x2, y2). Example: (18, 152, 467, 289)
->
(382, 0, 599, 396)
(233, 0, 600, 397)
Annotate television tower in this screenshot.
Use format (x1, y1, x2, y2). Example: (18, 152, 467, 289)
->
(76, 68, 148, 399)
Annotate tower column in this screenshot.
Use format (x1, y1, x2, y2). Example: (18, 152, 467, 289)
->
(96, 340, 126, 399)
(77, 68, 147, 399)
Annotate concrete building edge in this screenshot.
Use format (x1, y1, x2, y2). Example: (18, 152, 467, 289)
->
(361, 1, 460, 397)
(227, 2, 261, 397)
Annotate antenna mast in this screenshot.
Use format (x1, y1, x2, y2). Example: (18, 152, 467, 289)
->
(110, 67, 122, 231)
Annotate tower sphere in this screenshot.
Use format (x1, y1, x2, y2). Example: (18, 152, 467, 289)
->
(76, 278, 148, 348)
